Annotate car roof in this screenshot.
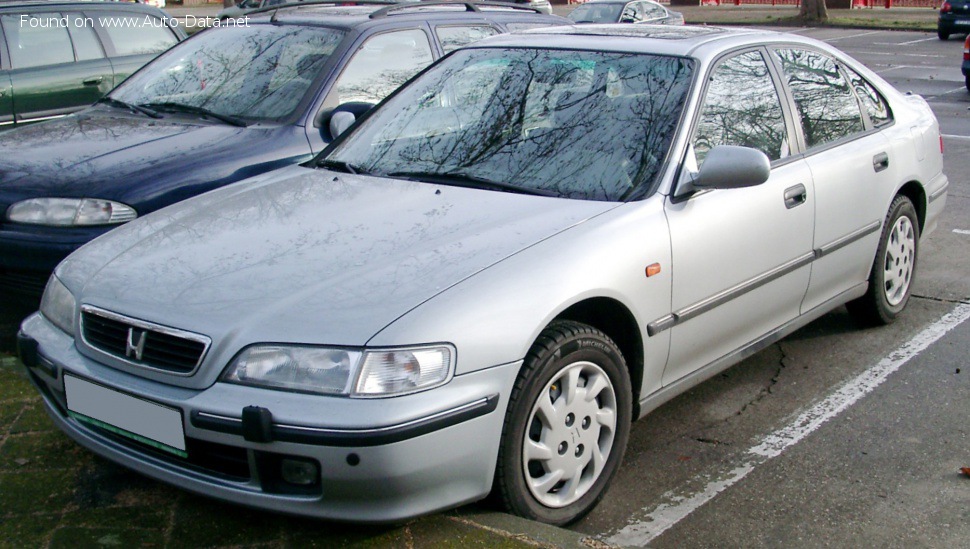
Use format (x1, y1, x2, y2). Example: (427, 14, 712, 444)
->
(471, 24, 819, 60)
(243, 1, 561, 29)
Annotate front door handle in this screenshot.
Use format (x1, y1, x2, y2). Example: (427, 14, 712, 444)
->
(784, 184, 807, 209)
(873, 152, 889, 173)
(83, 76, 104, 86)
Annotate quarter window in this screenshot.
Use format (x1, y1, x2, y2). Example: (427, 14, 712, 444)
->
(773, 48, 865, 148)
(97, 14, 177, 57)
(435, 25, 499, 54)
(844, 66, 892, 128)
(67, 14, 104, 61)
(332, 29, 433, 105)
(1, 14, 75, 69)
(694, 50, 789, 166)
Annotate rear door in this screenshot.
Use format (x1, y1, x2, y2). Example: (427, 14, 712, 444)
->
(1, 12, 111, 124)
(769, 48, 894, 312)
(661, 48, 815, 385)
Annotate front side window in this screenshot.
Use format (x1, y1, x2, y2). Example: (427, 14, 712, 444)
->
(111, 25, 344, 122)
(331, 29, 433, 105)
(693, 50, 788, 166)
(1, 14, 75, 69)
(568, 3, 625, 23)
(773, 48, 865, 148)
(97, 13, 177, 57)
(327, 48, 694, 202)
(436, 25, 499, 54)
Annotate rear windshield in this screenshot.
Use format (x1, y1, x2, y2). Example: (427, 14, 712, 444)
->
(328, 48, 694, 201)
(111, 24, 345, 123)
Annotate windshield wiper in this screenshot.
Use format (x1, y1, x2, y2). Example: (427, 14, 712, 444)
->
(140, 102, 248, 127)
(317, 159, 364, 175)
(97, 97, 162, 119)
(383, 171, 559, 197)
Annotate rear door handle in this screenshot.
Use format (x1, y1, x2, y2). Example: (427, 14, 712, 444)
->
(83, 76, 104, 86)
(784, 184, 807, 209)
(873, 152, 889, 173)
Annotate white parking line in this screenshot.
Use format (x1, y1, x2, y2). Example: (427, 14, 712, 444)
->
(954, 229, 970, 235)
(823, 30, 883, 42)
(603, 303, 970, 547)
(897, 37, 940, 46)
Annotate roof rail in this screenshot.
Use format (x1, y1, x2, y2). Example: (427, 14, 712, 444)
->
(369, 1, 540, 18)
(240, 0, 400, 19)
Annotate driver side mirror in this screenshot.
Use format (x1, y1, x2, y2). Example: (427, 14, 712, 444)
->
(677, 145, 770, 197)
(330, 111, 355, 140)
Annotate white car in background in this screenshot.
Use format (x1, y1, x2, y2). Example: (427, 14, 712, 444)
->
(19, 25, 947, 525)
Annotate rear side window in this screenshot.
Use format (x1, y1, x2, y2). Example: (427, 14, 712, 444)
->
(332, 29, 433, 104)
(773, 48, 865, 149)
(67, 14, 104, 61)
(694, 50, 789, 165)
(436, 25, 499, 54)
(97, 13, 177, 57)
(1, 14, 75, 68)
(844, 66, 892, 128)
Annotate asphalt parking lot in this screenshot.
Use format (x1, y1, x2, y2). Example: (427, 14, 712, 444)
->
(1, 25, 968, 549)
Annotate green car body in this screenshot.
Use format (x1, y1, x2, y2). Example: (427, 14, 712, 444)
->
(0, 1, 184, 129)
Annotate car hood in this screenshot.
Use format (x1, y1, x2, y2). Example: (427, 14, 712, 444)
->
(0, 108, 261, 204)
(68, 166, 618, 359)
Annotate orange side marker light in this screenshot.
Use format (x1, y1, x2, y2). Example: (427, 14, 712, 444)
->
(645, 263, 662, 277)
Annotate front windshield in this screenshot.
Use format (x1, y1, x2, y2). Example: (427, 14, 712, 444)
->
(326, 48, 694, 201)
(111, 25, 345, 123)
(568, 3, 625, 23)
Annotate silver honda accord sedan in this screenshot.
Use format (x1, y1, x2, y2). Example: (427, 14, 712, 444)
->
(18, 25, 948, 525)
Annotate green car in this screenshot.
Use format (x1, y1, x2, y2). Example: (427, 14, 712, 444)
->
(0, 1, 184, 129)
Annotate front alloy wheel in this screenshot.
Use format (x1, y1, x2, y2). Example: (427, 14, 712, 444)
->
(495, 320, 631, 525)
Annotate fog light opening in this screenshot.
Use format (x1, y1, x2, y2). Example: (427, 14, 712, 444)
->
(346, 453, 360, 467)
(280, 458, 319, 486)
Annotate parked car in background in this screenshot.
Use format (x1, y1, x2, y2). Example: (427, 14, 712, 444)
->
(567, 0, 682, 25)
(0, 1, 183, 129)
(938, 0, 970, 40)
(0, 1, 569, 300)
(18, 24, 946, 526)
(219, 0, 551, 19)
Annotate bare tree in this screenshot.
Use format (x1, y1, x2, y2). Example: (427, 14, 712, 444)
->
(800, 0, 829, 22)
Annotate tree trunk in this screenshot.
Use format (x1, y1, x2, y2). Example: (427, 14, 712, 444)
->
(800, 0, 829, 22)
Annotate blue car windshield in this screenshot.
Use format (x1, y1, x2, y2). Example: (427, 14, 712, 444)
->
(111, 25, 345, 123)
(327, 48, 694, 201)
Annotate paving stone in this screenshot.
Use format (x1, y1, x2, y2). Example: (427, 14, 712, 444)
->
(0, 400, 23, 434)
(282, 517, 410, 548)
(0, 367, 33, 401)
(59, 505, 168, 531)
(0, 512, 60, 547)
(49, 527, 164, 548)
(407, 516, 532, 548)
(0, 431, 86, 471)
(10, 403, 55, 434)
(0, 469, 76, 515)
(168, 495, 282, 547)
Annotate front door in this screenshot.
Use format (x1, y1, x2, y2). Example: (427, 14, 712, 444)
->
(662, 49, 815, 386)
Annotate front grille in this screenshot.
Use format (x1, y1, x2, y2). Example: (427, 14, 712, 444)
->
(0, 269, 48, 299)
(80, 306, 210, 374)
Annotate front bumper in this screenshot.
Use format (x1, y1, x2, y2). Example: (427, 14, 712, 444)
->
(19, 313, 520, 522)
(0, 223, 112, 297)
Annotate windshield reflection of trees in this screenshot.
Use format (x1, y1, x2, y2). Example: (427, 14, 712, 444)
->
(774, 49, 864, 148)
(333, 49, 693, 202)
(112, 25, 343, 121)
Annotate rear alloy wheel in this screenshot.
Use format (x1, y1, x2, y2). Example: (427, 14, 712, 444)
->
(847, 195, 919, 326)
(938, 28, 950, 40)
(495, 320, 631, 525)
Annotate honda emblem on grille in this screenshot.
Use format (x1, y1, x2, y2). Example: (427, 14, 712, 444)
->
(126, 328, 148, 361)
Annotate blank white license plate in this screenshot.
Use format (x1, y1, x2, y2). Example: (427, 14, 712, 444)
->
(956, 20, 970, 25)
(64, 375, 187, 458)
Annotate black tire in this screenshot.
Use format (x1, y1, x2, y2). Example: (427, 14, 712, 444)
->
(965, 75, 970, 93)
(847, 195, 920, 326)
(494, 320, 632, 525)
(938, 28, 950, 40)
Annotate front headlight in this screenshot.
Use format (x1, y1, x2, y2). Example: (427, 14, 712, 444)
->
(221, 344, 454, 397)
(6, 198, 137, 226)
(40, 275, 76, 335)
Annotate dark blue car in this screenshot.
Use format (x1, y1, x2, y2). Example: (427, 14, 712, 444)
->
(0, 1, 568, 299)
